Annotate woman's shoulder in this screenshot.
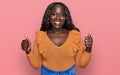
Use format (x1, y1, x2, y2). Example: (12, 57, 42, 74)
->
(35, 30, 46, 38)
(70, 29, 82, 40)
(36, 30, 45, 35)
(35, 31, 46, 44)
(71, 29, 81, 35)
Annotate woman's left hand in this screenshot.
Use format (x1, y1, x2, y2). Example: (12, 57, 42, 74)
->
(84, 32, 93, 52)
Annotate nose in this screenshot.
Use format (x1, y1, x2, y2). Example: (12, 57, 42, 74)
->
(56, 15, 60, 20)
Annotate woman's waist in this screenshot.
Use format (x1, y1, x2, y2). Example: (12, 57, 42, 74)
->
(42, 61, 75, 71)
(41, 64, 75, 73)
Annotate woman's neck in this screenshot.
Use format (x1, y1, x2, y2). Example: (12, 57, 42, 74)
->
(51, 27, 64, 34)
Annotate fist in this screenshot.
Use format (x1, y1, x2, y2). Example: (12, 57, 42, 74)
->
(84, 32, 93, 49)
(21, 34, 31, 51)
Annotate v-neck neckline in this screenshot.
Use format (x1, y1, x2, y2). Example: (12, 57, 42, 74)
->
(45, 31, 71, 48)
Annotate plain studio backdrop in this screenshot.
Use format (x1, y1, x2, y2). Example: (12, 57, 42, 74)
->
(0, 0, 120, 75)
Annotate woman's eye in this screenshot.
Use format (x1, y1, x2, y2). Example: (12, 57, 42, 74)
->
(60, 13, 65, 17)
(51, 13, 65, 17)
(51, 13, 56, 16)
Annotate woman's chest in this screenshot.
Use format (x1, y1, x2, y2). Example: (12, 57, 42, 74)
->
(47, 32, 69, 46)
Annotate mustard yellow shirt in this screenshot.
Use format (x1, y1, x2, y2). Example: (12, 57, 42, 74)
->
(27, 30, 91, 71)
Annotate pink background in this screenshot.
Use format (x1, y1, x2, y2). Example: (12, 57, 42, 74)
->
(0, 0, 120, 75)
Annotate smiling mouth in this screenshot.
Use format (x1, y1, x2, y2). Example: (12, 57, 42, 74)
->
(55, 22, 60, 25)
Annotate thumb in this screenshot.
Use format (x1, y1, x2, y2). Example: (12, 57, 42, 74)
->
(24, 34, 31, 45)
(88, 32, 92, 37)
(24, 34, 29, 40)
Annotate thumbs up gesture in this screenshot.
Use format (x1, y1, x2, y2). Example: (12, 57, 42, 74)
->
(21, 34, 31, 54)
(84, 32, 93, 52)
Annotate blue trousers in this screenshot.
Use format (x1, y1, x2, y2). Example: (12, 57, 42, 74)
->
(41, 65, 76, 75)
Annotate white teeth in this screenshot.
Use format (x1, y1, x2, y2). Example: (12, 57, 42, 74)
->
(55, 22, 60, 25)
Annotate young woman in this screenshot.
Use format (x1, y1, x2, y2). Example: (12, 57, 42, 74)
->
(21, 2, 93, 75)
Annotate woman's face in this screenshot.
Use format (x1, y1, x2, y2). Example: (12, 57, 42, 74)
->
(50, 4, 66, 29)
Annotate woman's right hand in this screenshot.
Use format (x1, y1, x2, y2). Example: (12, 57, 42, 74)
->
(21, 34, 31, 52)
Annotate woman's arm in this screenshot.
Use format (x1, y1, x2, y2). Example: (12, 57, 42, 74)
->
(27, 42, 42, 70)
(78, 50, 92, 68)
(75, 32, 93, 68)
(26, 33, 42, 70)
